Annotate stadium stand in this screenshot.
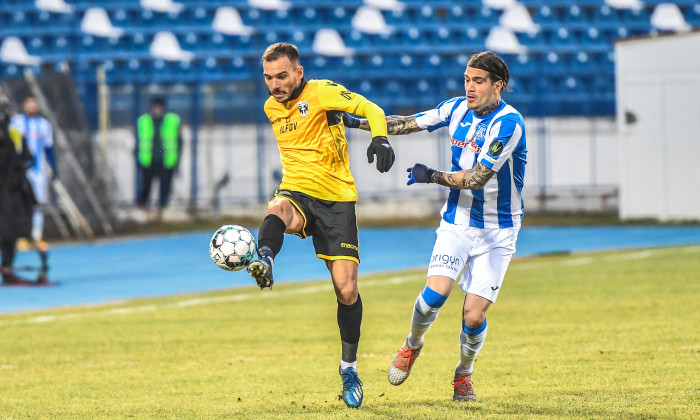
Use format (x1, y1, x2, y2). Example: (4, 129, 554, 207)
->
(0, 0, 697, 118)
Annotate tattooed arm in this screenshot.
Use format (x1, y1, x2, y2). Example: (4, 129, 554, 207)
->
(430, 162, 495, 190)
(356, 115, 425, 135)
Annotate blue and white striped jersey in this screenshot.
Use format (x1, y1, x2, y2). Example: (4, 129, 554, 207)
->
(415, 98, 527, 228)
(10, 114, 54, 175)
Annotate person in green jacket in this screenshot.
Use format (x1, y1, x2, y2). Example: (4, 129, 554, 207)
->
(136, 97, 182, 212)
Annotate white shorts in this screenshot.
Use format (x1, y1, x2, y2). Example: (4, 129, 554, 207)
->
(427, 219, 520, 303)
(27, 169, 48, 204)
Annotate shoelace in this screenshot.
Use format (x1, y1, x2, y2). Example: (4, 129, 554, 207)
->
(452, 375, 473, 395)
(395, 347, 417, 371)
(341, 370, 363, 387)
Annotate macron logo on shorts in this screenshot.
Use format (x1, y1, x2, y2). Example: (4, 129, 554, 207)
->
(341, 243, 358, 251)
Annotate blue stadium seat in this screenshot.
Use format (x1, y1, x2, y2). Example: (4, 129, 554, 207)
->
(619, 7, 651, 31)
(477, 5, 499, 27)
(512, 54, 537, 77)
(592, 4, 622, 29)
(396, 27, 422, 47)
(343, 29, 366, 49)
(217, 33, 254, 53)
(570, 52, 593, 76)
(519, 30, 547, 51)
(0, 63, 22, 79)
(551, 27, 578, 50)
(580, 27, 611, 48)
(533, 5, 559, 27)
(684, 3, 700, 26)
(225, 56, 255, 81)
(562, 4, 590, 27)
(180, 6, 214, 26)
(355, 54, 385, 78)
(418, 5, 439, 23)
(329, 6, 354, 28)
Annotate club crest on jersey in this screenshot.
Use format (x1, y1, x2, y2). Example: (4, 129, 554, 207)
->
(297, 100, 309, 117)
(475, 124, 488, 141)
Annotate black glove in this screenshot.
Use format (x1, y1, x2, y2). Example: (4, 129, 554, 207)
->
(342, 112, 361, 129)
(366, 136, 395, 173)
(406, 164, 435, 185)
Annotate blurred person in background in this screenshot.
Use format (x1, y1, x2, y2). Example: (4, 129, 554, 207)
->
(345, 51, 526, 403)
(0, 105, 37, 285)
(136, 97, 182, 221)
(10, 95, 56, 255)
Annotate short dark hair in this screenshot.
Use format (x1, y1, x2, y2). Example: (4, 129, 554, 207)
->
(468, 51, 510, 92)
(151, 97, 166, 107)
(262, 42, 300, 66)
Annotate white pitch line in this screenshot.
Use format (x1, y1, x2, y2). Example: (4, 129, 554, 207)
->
(613, 250, 655, 260)
(0, 276, 413, 327)
(560, 257, 594, 266)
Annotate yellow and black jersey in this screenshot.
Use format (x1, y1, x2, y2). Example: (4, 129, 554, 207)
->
(264, 79, 387, 202)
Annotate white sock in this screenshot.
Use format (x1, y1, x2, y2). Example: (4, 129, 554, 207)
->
(32, 209, 44, 242)
(340, 360, 357, 371)
(407, 294, 440, 348)
(456, 327, 487, 376)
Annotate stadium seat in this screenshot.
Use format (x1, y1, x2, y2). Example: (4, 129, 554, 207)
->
(593, 4, 623, 29)
(351, 6, 392, 35)
(499, 2, 539, 33)
(182, 7, 214, 26)
(518, 28, 546, 50)
(618, 7, 651, 31)
(532, 5, 558, 27)
(551, 27, 577, 50)
(512, 53, 536, 76)
(685, 3, 700, 26)
(538, 51, 567, 76)
(562, 4, 591, 28)
(650, 3, 691, 32)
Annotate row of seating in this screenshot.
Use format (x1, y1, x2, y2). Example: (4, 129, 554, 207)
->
(1, 48, 615, 79)
(0, 23, 654, 67)
(3, 3, 699, 32)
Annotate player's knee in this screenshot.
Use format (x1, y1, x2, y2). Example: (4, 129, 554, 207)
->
(267, 200, 291, 222)
(463, 308, 486, 327)
(335, 284, 358, 305)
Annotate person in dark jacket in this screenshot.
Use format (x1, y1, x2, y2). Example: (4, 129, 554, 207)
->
(0, 105, 37, 285)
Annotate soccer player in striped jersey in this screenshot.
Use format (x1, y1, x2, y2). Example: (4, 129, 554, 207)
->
(345, 51, 526, 402)
(10, 95, 57, 279)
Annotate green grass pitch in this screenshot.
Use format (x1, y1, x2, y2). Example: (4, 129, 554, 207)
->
(1, 245, 699, 419)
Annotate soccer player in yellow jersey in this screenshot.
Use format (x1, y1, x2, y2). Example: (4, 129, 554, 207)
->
(246, 42, 394, 408)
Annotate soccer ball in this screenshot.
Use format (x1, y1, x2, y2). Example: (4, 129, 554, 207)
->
(209, 225, 256, 271)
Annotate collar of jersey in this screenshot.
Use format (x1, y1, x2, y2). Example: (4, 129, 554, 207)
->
(288, 78, 307, 103)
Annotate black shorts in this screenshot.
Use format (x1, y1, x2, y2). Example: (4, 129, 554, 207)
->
(274, 189, 359, 263)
